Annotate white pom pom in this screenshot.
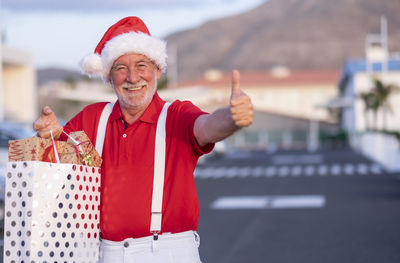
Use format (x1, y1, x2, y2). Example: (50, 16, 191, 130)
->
(79, 53, 104, 78)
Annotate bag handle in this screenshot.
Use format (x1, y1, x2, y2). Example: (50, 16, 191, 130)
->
(50, 130, 61, 164)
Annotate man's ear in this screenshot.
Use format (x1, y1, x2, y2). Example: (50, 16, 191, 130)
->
(156, 68, 162, 79)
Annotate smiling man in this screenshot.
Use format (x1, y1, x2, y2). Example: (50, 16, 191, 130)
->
(33, 16, 253, 263)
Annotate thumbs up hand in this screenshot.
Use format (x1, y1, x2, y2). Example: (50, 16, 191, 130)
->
(230, 70, 253, 127)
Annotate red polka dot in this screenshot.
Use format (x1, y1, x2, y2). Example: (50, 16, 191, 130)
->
(80, 166, 83, 172)
(94, 233, 97, 238)
(76, 175, 80, 181)
(88, 233, 91, 238)
(76, 223, 80, 229)
(83, 195, 86, 201)
(89, 177, 92, 182)
(83, 176, 86, 182)
(92, 168, 95, 173)
(89, 214, 92, 219)
(86, 185, 89, 191)
(89, 195, 92, 201)
(77, 204, 81, 210)
(79, 185, 83, 191)
(84, 223, 88, 229)
(85, 204, 89, 210)
(95, 196, 98, 201)
(91, 223, 94, 229)
(81, 214, 85, 219)
(74, 194, 79, 200)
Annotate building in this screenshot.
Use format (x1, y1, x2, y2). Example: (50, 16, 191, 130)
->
(337, 17, 400, 172)
(1, 45, 37, 122)
(161, 68, 341, 151)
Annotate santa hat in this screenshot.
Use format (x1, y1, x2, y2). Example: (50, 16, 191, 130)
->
(80, 16, 167, 80)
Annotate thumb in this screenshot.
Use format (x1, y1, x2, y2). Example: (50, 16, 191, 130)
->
(231, 69, 241, 96)
(42, 106, 54, 116)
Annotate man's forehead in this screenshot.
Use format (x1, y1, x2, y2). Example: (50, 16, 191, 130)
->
(114, 53, 151, 64)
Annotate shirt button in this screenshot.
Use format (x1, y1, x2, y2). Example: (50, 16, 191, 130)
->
(122, 134, 127, 138)
(124, 242, 129, 248)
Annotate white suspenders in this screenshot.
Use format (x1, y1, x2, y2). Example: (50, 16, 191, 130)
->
(150, 102, 171, 237)
(95, 102, 114, 156)
(96, 101, 171, 240)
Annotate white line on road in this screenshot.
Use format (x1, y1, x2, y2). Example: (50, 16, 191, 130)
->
(272, 154, 323, 165)
(330, 164, 341, 176)
(344, 164, 355, 175)
(211, 195, 326, 209)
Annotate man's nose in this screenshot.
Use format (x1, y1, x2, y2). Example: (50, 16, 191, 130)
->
(126, 68, 140, 83)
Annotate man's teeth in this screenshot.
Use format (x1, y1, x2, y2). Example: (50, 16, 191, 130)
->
(125, 85, 145, 91)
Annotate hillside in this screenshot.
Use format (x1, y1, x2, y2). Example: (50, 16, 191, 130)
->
(165, 0, 400, 81)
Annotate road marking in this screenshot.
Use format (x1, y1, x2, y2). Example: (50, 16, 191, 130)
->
(357, 163, 368, 175)
(211, 195, 326, 209)
(291, 165, 302, 176)
(265, 166, 277, 177)
(194, 162, 383, 179)
(344, 164, 355, 175)
(305, 165, 315, 176)
(331, 164, 341, 176)
(278, 166, 290, 177)
(272, 154, 323, 165)
(317, 164, 328, 176)
(252, 166, 264, 177)
(370, 163, 383, 174)
(238, 166, 252, 178)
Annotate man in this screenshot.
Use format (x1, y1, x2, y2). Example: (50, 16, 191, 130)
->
(34, 16, 253, 263)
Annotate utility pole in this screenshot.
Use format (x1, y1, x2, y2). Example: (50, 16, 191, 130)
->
(0, 0, 4, 120)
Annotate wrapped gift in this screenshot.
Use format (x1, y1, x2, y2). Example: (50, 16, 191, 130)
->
(8, 136, 62, 163)
(8, 131, 102, 167)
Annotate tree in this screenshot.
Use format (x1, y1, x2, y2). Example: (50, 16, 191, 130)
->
(359, 78, 399, 131)
(371, 78, 398, 130)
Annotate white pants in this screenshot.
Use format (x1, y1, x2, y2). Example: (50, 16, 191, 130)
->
(99, 231, 202, 263)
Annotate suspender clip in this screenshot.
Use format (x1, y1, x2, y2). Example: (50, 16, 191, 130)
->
(152, 232, 159, 241)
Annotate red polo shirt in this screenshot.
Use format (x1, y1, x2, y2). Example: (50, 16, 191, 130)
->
(61, 93, 214, 241)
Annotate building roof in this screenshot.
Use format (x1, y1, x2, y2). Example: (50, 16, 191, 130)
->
(179, 70, 340, 88)
(339, 58, 400, 92)
(341, 58, 400, 75)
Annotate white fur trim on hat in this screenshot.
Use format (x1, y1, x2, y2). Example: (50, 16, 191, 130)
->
(80, 32, 167, 80)
(79, 53, 104, 78)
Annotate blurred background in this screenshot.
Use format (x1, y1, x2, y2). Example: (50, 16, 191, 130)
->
(0, 0, 400, 262)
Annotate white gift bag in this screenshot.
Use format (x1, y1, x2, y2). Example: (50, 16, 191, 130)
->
(4, 161, 101, 263)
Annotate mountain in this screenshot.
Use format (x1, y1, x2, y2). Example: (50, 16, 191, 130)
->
(165, 0, 400, 81)
(37, 67, 86, 86)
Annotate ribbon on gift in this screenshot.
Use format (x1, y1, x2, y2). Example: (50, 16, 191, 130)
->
(63, 131, 94, 166)
(42, 130, 61, 163)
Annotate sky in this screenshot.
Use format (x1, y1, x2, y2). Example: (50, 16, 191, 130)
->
(1, 0, 266, 71)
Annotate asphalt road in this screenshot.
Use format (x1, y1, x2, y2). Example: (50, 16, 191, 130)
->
(195, 149, 400, 263)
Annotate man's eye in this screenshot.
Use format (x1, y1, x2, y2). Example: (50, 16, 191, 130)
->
(115, 66, 127, 71)
(137, 63, 148, 68)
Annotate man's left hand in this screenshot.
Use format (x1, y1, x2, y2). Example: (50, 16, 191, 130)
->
(230, 70, 254, 127)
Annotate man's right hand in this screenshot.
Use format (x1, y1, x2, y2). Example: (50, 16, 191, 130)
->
(33, 106, 63, 139)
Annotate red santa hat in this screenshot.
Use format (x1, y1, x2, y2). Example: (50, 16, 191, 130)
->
(80, 16, 167, 80)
